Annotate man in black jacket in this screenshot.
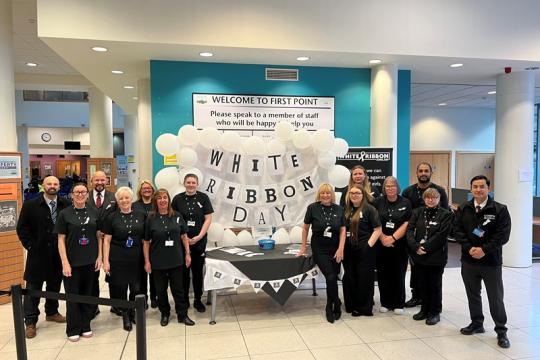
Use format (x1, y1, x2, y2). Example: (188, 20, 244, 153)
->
(454, 175, 511, 348)
(17, 176, 69, 338)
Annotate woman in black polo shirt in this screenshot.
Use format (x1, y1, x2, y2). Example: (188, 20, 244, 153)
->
(343, 185, 382, 316)
(171, 174, 213, 313)
(144, 188, 194, 326)
(340, 165, 379, 207)
(374, 176, 412, 315)
(57, 183, 101, 342)
(298, 183, 346, 324)
(103, 186, 146, 331)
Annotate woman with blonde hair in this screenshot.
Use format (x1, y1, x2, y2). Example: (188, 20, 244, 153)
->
(340, 165, 379, 207)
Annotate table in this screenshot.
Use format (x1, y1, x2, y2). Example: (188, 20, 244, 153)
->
(204, 244, 317, 324)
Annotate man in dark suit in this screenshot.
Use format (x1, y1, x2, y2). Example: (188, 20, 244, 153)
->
(17, 176, 69, 339)
(86, 171, 116, 316)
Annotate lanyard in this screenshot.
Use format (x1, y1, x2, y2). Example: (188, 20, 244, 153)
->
(385, 198, 399, 221)
(320, 203, 335, 226)
(423, 207, 438, 240)
(74, 207, 89, 237)
(121, 212, 134, 236)
(159, 214, 171, 239)
(184, 193, 199, 220)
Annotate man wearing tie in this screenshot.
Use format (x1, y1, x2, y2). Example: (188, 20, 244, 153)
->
(87, 171, 116, 316)
(17, 176, 69, 338)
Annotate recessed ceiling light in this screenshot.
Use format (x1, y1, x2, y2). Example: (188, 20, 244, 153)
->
(111, 70, 124, 74)
(199, 52, 213, 57)
(123, 85, 134, 89)
(132, 97, 138, 100)
(450, 63, 463, 68)
(296, 56, 310, 61)
(25, 62, 37, 67)
(488, 90, 496, 95)
(438, 102, 447, 106)
(91, 46, 108, 52)
(369, 59, 382, 64)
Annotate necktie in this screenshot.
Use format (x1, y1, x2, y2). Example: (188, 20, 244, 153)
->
(50, 200, 57, 224)
(476, 205, 481, 213)
(96, 191, 102, 208)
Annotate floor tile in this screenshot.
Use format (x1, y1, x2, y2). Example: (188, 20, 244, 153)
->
(251, 349, 315, 360)
(475, 328, 540, 359)
(311, 343, 380, 360)
(295, 322, 362, 349)
(368, 338, 445, 360)
(122, 336, 186, 359)
(0, 347, 62, 360)
(346, 316, 416, 343)
(186, 330, 248, 359)
(242, 325, 307, 355)
(57, 342, 125, 360)
(423, 334, 511, 360)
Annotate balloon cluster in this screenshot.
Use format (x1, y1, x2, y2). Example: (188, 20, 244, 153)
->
(206, 223, 313, 247)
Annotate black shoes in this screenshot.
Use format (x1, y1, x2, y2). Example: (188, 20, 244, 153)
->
(460, 323, 485, 335)
(426, 314, 440, 325)
(333, 301, 342, 321)
(194, 299, 206, 313)
(404, 297, 422, 308)
(150, 298, 158, 309)
(497, 333, 510, 348)
(160, 314, 169, 327)
(122, 313, 132, 332)
(178, 315, 195, 326)
(351, 310, 373, 317)
(110, 307, 122, 317)
(325, 304, 335, 323)
(413, 311, 428, 321)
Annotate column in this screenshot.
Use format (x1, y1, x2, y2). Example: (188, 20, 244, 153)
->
(123, 114, 138, 190)
(0, 0, 17, 151)
(17, 126, 29, 186)
(88, 87, 113, 157)
(371, 64, 398, 177)
(137, 79, 153, 184)
(495, 71, 535, 268)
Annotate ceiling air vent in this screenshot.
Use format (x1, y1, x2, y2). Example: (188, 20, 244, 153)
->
(265, 68, 299, 81)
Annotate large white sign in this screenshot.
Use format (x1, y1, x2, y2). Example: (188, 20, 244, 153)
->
(193, 93, 334, 135)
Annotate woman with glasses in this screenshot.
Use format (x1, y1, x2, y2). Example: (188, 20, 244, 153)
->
(56, 183, 101, 342)
(340, 165, 379, 207)
(133, 180, 157, 309)
(144, 189, 195, 326)
(374, 176, 412, 315)
(342, 184, 382, 316)
(103, 187, 146, 331)
(406, 188, 452, 326)
(298, 183, 346, 323)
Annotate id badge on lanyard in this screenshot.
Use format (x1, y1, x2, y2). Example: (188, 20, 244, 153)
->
(79, 237, 89, 246)
(125, 236, 134, 248)
(165, 238, 174, 247)
(323, 226, 332, 238)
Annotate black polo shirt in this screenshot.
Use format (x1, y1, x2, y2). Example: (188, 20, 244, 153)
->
(144, 213, 187, 269)
(304, 202, 346, 246)
(346, 203, 381, 243)
(102, 209, 146, 263)
(402, 183, 449, 210)
(171, 191, 213, 248)
(374, 195, 412, 237)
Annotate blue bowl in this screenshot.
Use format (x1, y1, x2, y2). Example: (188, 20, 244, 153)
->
(258, 239, 275, 250)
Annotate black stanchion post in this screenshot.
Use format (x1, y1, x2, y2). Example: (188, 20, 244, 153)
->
(11, 284, 28, 360)
(134, 294, 147, 360)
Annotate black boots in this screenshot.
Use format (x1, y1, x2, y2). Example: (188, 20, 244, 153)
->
(325, 304, 334, 323)
(333, 300, 342, 320)
(122, 311, 132, 332)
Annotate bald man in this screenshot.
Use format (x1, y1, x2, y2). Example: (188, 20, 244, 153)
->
(17, 176, 70, 338)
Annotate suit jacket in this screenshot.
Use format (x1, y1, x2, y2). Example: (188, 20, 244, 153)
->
(87, 189, 117, 220)
(17, 193, 69, 282)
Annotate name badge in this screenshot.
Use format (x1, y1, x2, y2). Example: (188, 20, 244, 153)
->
(429, 221, 438, 226)
(79, 237, 89, 246)
(386, 221, 395, 229)
(197, 202, 203, 208)
(346, 231, 351, 237)
(323, 226, 332, 238)
(472, 228, 485, 238)
(187, 220, 196, 227)
(165, 239, 174, 247)
(359, 211, 363, 219)
(125, 237, 134, 248)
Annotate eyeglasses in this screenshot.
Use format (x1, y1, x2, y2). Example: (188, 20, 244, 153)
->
(141, 187, 153, 191)
(349, 192, 362, 195)
(73, 191, 88, 195)
(385, 185, 397, 189)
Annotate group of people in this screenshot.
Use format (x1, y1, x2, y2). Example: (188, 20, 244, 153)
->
(17, 171, 213, 342)
(298, 163, 511, 349)
(17, 162, 511, 349)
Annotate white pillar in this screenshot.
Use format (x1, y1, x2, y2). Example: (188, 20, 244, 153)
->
(123, 114, 139, 190)
(495, 71, 535, 268)
(17, 126, 30, 186)
(370, 64, 398, 175)
(0, 0, 17, 151)
(137, 79, 153, 184)
(88, 87, 113, 158)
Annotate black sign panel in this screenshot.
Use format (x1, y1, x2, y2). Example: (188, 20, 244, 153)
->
(336, 147, 393, 194)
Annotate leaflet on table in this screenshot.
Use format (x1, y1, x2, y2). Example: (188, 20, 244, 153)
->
(219, 246, 264, 257)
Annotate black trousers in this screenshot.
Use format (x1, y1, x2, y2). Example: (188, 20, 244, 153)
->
(343, 242, 376, 313)
(23, 275, 62, 325)
(140, 266, 156, 302)
(461, 261, 507, 334)
(63, 264, 95, 336)
(416, 264, 445, 316)
(90, 269, 100, 314)
(109, 281, 141, 313)
(409, 260, 421, 299)
(311, 241, 341, 306)
(377, 244, 408, 309)
(184, 247, 205, 303)
(153, 266, 188, 317)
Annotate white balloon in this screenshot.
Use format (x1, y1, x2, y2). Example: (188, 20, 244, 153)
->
(333, 138, 349, 157)
(178, 167, 204, 185)
(328, 165, 351, 188)
(208, 223, 225, 244)
(275, 121, 294, 141)
(243, 136, 266, 155)
(292, 129, 312, 149)
(271, 228, 290, 244)
(312, 129, 334, 151)
(267, 138, 286, 155)
(200, 127, 222, 149)
(155, 133, 178, 156)
(317, 150, 337, 169)
(154, 166, 178, 190)
(177, 147, 198, 167)
(289, 226, 303, 243)
(237, 230, 254, 245)
(220, 131, 242, 152)
(220, 229, 238, 247)
(177, 125, 200, 146)
(169, 184, 185, 197)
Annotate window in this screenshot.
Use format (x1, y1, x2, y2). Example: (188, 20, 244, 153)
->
(23, 90, 88, 102)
